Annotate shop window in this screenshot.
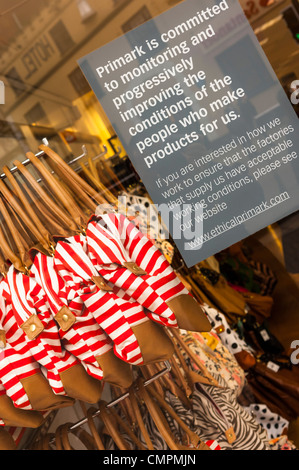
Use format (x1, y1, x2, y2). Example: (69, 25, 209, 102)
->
(121, 6, 165, 57)
(216, 35, 275, 99)
(24, 102, 49, 126)
(5, 67, 27, 97)
(121, 6, 152, 33)
(68, 67, 91, 97)
(49, 20, 75, 56)
(282, 4, 299, 44)
(0, 120, 23, 139)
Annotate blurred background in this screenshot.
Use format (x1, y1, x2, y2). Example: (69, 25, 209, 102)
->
(0, 0, 297, 166)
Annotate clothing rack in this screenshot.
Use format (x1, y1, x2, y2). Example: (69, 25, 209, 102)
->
(0, 138, 175, 449)
(0, 138, 118, 180)
(68, 360, 172, 433)
(0, 138, 51, 180)
(36, 360, 172, 448)
(71, 144, 110, 172)
(175, 259, 186, 273)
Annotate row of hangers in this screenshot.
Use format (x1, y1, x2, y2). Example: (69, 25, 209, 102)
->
(0, 138, 127, 275)
(0, 140, 218, 450)
(0, 139, 122, 180)
(26, 329, 221, 451)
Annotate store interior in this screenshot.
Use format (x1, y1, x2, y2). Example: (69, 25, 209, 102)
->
(0, 0, 298, 451)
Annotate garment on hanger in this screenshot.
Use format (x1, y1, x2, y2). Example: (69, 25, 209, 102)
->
(53, 234, 174, 367)
(85, 212, 211, 333)
(0, 311, 41, 410)
(244, 403, 289, 440)
(2, 266, 79, 396)
(201, 304, 256, 370)
(1, 265, 106, 404)
(176, 330, 246, 395)
(0, 281, 74, 412)
(0, 381, 44, 429)
(168, 339, 270, 449)
(30, 250, 133, 389)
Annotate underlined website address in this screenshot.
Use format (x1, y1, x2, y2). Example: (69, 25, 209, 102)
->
(187, 191, 290, 249)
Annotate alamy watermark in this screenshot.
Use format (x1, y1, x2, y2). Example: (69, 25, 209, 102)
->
(95, 195, 204, 251)
(0, 81, 4, 105)
(290, 340, 299, 365)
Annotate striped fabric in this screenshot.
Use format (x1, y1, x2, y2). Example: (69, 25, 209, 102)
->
(2, 266, 78, 396)
(165, 384, 271, 450)
(206, 440, 222, 450)
(0, 384, 5, 426)
(103, 394, 223, 451)
(168, 332, 271, 450)
(0, 284, 40, 410)
(5, 426, 26, 448)
(30, 252, 112, 381)
(0, 340, 36, 410)
(53, 235, 144, 366)
(85, 213, 191, 328)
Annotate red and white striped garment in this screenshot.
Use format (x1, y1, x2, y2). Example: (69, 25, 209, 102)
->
(0, 338, 36, 410)
(30, 252, 113, 381)
(2, 266, 78, 396)
(0, 283, 42, 410)
(205, 440, 222, 450)
(5, 425, 25, 447)
(0, 384, 6, 426)
(53, 236, 144, 366)
(85, 213, 191, 327)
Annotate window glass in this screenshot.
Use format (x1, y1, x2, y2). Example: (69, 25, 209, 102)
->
(0, 0, 297, 166)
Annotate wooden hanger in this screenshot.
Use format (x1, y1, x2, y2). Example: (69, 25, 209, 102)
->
(0, 178, 52, 255)
(128, 385, 155, 450)
(147, 384, 211, 450)
(0, 197, 32, 270)
(26, 152, 88, 229)
(39, 145, 107, 207)
(55, 422, 97, 450)
(135, 377, 211, 450)
(13, 160, 79, 233)
(79, 157, 118, 206)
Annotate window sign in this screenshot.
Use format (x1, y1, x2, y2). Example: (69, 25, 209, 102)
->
(79, 0, 299, 267)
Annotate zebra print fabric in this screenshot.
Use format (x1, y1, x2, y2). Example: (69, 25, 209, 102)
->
(102, 379, 270, 451)
(164, 379, 270, 450)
